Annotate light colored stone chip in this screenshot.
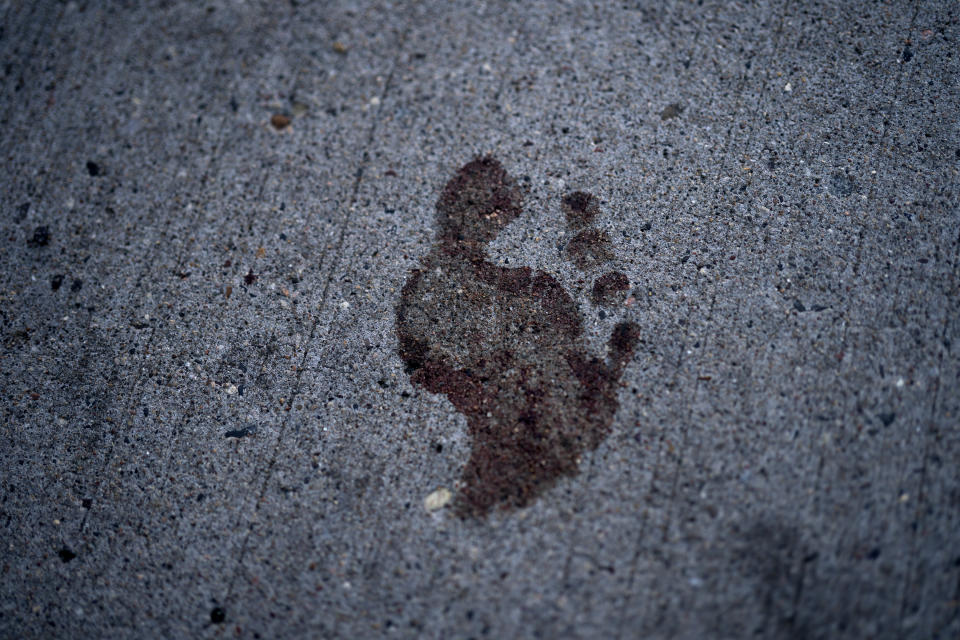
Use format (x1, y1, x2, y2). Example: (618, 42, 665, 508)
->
(424, 487, 452, 512)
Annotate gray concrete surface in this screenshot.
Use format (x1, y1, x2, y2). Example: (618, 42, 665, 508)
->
(1, 1, 958, 638)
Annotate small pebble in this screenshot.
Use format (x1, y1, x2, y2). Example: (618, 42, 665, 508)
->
(424, 487, 452, 512)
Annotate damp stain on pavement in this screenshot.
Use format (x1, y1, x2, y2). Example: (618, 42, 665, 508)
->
(396, 157, 639, 518)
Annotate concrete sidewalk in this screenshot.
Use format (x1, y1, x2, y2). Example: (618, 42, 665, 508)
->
(1, 1, 957, 638)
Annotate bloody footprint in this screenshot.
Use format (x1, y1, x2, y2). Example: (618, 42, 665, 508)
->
(396, 156, 639, 518)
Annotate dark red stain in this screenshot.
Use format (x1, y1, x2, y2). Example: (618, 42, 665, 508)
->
(565, 228, 613, 271)
(396, 157, 638, 518)
(592, 271, 630, 306)
(562, 190, 600, 227)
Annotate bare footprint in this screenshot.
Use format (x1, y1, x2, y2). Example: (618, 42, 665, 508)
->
(396, 157, 638, 518)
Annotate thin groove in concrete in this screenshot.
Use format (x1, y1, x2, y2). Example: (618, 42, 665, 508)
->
(74, 11, 253, 540)
(615, 0, 794, 633)
(221, 18, 412, 609)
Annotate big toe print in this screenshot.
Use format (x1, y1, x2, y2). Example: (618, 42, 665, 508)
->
(396, 157, 639, 518)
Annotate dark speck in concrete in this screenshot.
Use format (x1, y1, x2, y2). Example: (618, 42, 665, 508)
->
(244, 269, 258, 285)
(58, 548, 76, 563)
(878, 412, 896, 427)
(50, 274, 64, 291)
(28, 226, 50, 247)
(70, 279, 83, 292)
(225, 426, 256, 438)
(830, 172, 856, 197)
(86, 161, 101, 177)
(660, 103, 683, 120)
(210, 607, 226, 624)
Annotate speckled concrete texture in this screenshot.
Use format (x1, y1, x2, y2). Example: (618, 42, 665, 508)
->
(1, 1, 957, 638)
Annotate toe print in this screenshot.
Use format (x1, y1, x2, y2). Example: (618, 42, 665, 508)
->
(592, 271, 630, 306)
(396, 156, 639, 518)
(561, 190, 601, 227)
(561, 190, 632, 309)
(565, 228, 613, 272)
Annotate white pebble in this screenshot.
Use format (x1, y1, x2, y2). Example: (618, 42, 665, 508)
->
(424, 487, 452, 512)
